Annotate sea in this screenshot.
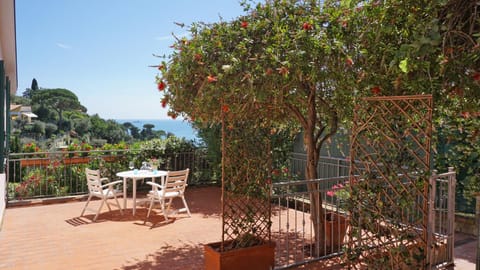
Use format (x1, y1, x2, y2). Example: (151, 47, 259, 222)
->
(115, 119, 199, 141)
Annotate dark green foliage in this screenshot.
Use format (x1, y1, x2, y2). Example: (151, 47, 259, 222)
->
(44, 123, 58, 138)
(31, 78, 39, 91)
(31, 88, 86, 125)
(31, 121, 45, 136)
(89, 114, 129, 144)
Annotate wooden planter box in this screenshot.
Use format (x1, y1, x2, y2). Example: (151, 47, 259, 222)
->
(204, 240, 275, 270)
(103, 156, 117, 162)
(20, 158, 50, 167)
(64, 157, 90, 165)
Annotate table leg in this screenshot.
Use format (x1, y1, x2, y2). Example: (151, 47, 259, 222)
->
(133, 178, 137, 215)
(123, 177, 127, 210)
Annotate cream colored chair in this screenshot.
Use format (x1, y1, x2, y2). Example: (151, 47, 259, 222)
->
(80, 168, 123, 221)
(145, 169, 191, 221)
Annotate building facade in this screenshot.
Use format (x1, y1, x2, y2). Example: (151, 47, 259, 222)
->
(0, 0, 17, 227)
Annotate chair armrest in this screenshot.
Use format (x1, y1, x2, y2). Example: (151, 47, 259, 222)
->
(102, 180, 123, 188)
(100, 177, 109, 183)
(146, 181, 164, 190)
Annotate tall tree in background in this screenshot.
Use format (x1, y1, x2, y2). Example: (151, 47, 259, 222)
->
(22, 78, 40, 98)
(141, 123, 155, 140)
(31, 88, 87, 129)
(31, 78, 39, 91)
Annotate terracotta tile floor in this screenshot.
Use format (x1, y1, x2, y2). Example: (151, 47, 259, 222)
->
(0, 186, 477, 270)
(0, 187, 222, 270)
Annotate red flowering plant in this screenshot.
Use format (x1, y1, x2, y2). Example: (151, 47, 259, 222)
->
(66, 143, 81, 157)
(154, 0, 480, 255)
(22, 142, 46, 158)
(270, 166, 298, 183)
(326, 182, 350, 211)
(80, 142, 93, 157)
(22, 142, 39, 153)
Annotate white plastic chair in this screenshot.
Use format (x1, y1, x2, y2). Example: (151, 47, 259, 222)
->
(145, 168, 191, 221)
(80, 168, 123, 221)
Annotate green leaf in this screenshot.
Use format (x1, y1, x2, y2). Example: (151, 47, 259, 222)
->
(399, 58, 409, 73)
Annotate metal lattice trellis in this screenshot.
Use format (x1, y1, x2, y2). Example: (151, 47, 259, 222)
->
(348, 95, 433, 269)
(220, 118, 272, 251)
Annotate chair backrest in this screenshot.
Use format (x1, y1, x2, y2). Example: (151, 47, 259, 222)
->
(163, 169, 189, 194)
(85, 168, 103, 193)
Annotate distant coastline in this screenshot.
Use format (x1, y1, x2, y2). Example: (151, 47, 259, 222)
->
(115, 119, 199, 141)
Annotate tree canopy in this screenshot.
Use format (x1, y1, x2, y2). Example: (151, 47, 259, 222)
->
(157, 0, 479, 174)
(31, 88, 87, 124)
(156, 0, 479, 208)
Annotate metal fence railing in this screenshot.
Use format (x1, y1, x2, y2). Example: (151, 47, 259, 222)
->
(271, 176, 351, 269)
(271, 166, 456, 269)
(7, 149, 216, 201)
(289, 153, 350, 180)
(428, 168, 456, 269)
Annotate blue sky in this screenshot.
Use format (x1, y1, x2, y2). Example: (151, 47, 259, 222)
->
(15, 0, 248, 120)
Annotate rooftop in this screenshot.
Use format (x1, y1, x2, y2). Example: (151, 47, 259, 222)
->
(0, 186, 477, 269)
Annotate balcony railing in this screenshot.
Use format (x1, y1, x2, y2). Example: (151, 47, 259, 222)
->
(7, 149, 216, 201)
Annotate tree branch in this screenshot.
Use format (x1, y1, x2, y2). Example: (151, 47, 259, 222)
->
(315, 97, 338, 153)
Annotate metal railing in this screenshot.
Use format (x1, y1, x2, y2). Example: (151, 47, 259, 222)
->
(428, 168, 456, 269)
(271, 164, 457, 269)
(7, 149, 216, 201)
(289, 153, 350, 180)
(271, 176, 351, 269)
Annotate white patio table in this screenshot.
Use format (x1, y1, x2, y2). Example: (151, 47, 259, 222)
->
(116, 170, 167, 215)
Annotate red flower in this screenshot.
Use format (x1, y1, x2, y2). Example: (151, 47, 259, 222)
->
(265, 68, 273, 75)
(194, 53, 202, 62)
(207, 75, 217, 83)
(277, 66, 289, 76)
(473, 72, 480, 81)
(161, 98, 168, 108)
(221, 105, 230, 113)
(461, 111, 471, 118)
(282, 167, 289, 174)
(345, 57, 353, 67)
(272, 169, 280, 176)
(302, 22, 313, 31)
(157, 65, 165, 70)
(371, 86, 381, 95)
(167, 111, 177, 120)
(241, 21, 248, 28)
(157, 81, 166, 91)
(341, 20, 348, 28)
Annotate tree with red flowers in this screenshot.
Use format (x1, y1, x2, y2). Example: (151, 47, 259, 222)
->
(156, 0, 479, 255)
(157, 0, 359, 253)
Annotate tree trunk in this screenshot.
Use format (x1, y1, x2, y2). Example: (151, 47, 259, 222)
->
(304, 126, 325, 256)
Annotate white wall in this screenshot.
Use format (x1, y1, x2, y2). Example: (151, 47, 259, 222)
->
(0, 173, 5, 230)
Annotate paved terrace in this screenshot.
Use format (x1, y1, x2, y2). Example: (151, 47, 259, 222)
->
(0, 186, 477, 269)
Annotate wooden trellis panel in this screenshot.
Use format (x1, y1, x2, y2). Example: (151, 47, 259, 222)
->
(221, 119, 272, 251)
(348, 95, 433, 269)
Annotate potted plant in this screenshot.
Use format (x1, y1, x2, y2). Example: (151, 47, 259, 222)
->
(80, 142, 93, 157)
(325, 183, 350, 253)
(202, 119, 276, 270)
(204, 232, 276, 270)
(20, 142, 49, 167)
